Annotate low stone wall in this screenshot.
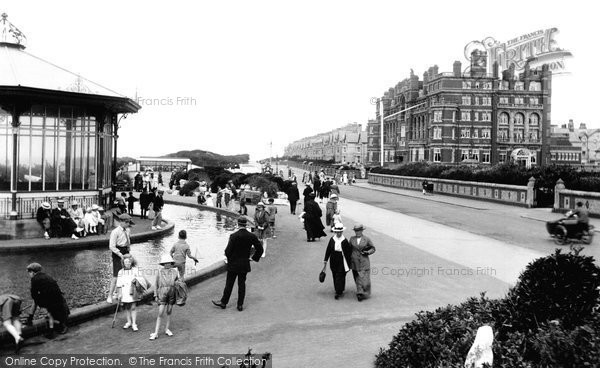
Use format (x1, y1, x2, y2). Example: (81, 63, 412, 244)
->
(553, 182, 600, 218)
(368, 173, 535, 207)
(0, 261, 226, 344)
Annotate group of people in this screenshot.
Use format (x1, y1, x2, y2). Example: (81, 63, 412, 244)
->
(133, 171, 162, 192)
(36, 200, 109, 240)
(6, 167, 374, 352)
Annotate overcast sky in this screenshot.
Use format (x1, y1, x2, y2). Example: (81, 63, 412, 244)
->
(3, 0, 598, 161)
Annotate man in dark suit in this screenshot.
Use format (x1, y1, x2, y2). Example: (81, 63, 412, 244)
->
(212, 217, 263, 311)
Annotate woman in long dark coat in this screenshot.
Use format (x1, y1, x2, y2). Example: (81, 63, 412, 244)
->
(303, 193, 326, 242)
(322, 223, 352, 299)
(287, 182, 300, 215)
(302, 184, 313, 204)
(349, 224, 376, 301)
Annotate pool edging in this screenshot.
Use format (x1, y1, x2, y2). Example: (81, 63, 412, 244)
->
(0, 199, 243, 344)
(0, 260, 227, 344)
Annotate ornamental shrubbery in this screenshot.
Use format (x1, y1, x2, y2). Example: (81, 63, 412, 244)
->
(375, 250, 600, 368)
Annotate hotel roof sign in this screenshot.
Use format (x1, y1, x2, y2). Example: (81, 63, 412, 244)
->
(466, 28, 572, 75)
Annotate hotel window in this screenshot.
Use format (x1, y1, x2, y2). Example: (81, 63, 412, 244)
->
(499, 153, 507, 162)
(515, 113, 525, 125)
(474, 112, 479, 121)
(515, 128, 524, 142)
(530, 152, 537, 164)
(475, 81, 480, 89)
(461, 111, 471, 121)
(482, 97, 491, 105)
(499, 112, 509, 124)
(499, 81, 509, 90)
(473, 129, 479, 138)
(433, 127, 442, 139)
(529, 113, 539, 125)
(529, 130, 539, 141)
(463, 81, 472, 89)
(499, 97, 509, 104)
(462, 96, 471, 105)
(461, 128, 471, 138)
(482, 151, 491, 163)
(499, 129, 508, 140)
(483, 82, 492, 89)
(470, 149, 479, 161)
(515, 82, 524, 91)
(461, 149, 469, 161)
(515, 97, 524, 105)
(482, 129, 490, 138)
(482, 111, 491, 121)
(530, 97, 539, 105)
(529, 82, 541, 91)
(433, 111, 442, 122)
(433, 148, 441, 162)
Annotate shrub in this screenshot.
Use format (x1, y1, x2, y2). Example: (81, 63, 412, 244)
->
(375, 251, 600, 368)
(508, 249, 600, 331)
(247, 176, 279, 197)
(179, 181, 200, 196)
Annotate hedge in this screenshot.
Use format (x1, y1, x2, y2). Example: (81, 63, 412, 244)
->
(370, 162, 600, 192)
(375, 250, 600, 367)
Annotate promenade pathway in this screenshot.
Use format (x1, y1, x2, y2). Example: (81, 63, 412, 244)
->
(2, 189, 551, 366)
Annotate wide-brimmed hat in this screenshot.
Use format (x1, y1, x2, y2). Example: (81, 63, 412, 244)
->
(118, 213, 135, 225)
(41, 202, 51, 210)
(330, 194, 338, 199)
(256, 202, 265, 208)
(71, 201, 79, 206)
(57, 199, 65, 205)
(332, 223, 346, 232)
(98, 207, 105, 212)
(26, 262, 43, 273)
(92, 204, 99, 210)
(353, 224, 365, 232)
(158, 253, 175, 265)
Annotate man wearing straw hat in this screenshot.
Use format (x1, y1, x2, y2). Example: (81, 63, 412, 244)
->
(212, 217, 263, 311)
(107, 214, 135, 303)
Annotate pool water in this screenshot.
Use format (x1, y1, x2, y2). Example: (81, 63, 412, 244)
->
(0, 205, 237, 309)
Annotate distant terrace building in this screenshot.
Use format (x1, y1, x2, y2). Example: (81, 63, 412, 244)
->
(369, 50, 552, 167)
(284, 123, 367, 164)
(126, 157, 193, 173)
(0, 14, 140, 221)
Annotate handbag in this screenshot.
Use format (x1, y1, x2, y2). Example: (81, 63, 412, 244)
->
(147, 208, 155, 220)
(319, 271, 326, 283)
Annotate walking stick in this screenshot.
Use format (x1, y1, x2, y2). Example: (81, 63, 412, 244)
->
(111, 301, 120, 328)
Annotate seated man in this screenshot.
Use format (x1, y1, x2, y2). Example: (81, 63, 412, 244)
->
(572, 201, 590, 233)
(36, 202, 52, 236)
(51, 199, 78, 239)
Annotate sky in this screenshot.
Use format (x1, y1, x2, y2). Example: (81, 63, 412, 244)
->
(2, 0, 598, 161)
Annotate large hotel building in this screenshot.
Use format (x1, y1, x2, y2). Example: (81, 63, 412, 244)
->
(366, 50, 552, 167)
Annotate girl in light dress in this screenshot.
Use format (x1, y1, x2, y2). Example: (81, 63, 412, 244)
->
(84, 207, 98, 234)
(116, 254, 144, 331)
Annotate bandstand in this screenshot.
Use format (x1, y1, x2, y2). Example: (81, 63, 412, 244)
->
(0, 13, 140, 228)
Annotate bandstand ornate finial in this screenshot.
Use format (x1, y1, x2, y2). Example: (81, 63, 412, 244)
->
(1, 13, 27, 49)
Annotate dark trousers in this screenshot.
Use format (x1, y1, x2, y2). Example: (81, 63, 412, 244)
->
(290, 200, 297, 214)
(239, 202, 247, 215)
(221, 271, 247, 307)
(141, 208, 147, 219)
(332, 271, 347, 295)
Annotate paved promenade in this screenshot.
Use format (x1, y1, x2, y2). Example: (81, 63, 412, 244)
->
(3, 190, 520, 366)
